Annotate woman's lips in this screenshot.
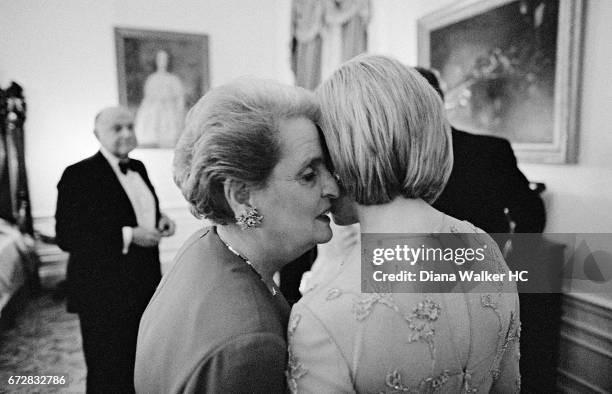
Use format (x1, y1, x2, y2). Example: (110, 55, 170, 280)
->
(316, 209, 331, 221)
(316, 214, 331, 222)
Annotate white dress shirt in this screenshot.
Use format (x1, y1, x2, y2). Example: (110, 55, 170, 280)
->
(100, 147, 156, 253)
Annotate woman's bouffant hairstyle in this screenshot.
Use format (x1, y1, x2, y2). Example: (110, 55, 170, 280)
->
(315, 55, 453, 205)
(173, 78, 319, 224)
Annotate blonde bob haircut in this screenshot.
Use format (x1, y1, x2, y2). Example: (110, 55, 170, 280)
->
(173, 78, 319, 224)
(316, 55, 453, 205)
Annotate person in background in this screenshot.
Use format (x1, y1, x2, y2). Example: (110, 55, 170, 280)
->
(55, 106, 175, 393)
(415, 66, 546, 235)
(134, 78, 339, 393)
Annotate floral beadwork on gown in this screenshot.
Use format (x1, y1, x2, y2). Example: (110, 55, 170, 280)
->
(287, 218, 520, 393)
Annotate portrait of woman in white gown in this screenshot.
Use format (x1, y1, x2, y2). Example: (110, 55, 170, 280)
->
(135, 50, 186, 148)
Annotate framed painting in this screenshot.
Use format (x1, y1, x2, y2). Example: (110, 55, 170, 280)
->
(114, 27, 209, 148)
(418, 0, 584, 163)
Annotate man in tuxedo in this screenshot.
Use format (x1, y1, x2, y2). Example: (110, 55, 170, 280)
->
(55, 106, 175, 393)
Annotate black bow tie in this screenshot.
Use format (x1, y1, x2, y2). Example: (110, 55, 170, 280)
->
(118, 159, 137, 174)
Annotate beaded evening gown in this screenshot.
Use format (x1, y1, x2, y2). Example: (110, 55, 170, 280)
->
(287, 216, 520, 393)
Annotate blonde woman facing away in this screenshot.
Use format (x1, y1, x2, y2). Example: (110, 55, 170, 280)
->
(287, 55, 520, 393)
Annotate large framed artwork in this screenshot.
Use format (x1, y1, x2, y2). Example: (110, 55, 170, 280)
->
(418, 0, 584, 163)
(114, 28, 209, 148)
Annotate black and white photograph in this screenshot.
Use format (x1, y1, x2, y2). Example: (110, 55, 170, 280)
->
(1, 0, 611, 393)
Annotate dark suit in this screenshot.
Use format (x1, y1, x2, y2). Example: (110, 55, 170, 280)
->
(433, 127, 545, 233)
(56, 151, 162, 393)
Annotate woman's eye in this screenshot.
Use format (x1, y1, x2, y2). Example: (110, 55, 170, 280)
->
(301, 170, 317, 182)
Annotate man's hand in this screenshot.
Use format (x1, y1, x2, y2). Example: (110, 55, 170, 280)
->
(132, 227, 162, 247)
(157, 213, 176, 237)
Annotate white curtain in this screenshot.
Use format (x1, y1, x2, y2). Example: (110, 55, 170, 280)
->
(291, 0, 370, 89)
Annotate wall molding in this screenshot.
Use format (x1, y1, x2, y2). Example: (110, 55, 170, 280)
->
(558, 368, 607, 394)
(565, 292, 612, 315)
(558, 293, 612, 393)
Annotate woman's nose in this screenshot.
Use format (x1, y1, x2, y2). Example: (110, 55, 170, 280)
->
(321, 168, 340, 199)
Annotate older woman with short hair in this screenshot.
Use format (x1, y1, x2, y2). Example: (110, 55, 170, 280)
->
(134, 78, 339, 394)
(287, 55, 520, 393)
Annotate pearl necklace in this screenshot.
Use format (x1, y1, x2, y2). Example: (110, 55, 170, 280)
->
(219, 236, 278, 297)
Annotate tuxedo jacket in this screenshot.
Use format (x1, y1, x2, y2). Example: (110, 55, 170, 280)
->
(433, 128, 546, 234)
(55, 151, 162, 315)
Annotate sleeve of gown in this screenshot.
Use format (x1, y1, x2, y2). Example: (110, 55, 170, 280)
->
(183, 332, 287, 394)
(491, 293, 521, 393)
(287, 303, 355, 394)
